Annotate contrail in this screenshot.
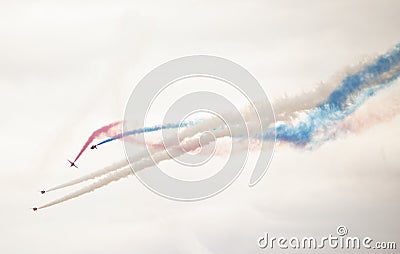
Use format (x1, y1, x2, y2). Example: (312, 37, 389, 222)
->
(37, 43, 400, 209)
(72, 121, 122, 163)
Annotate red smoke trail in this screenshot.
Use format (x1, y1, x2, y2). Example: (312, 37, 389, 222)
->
(73, 121, 123, 163)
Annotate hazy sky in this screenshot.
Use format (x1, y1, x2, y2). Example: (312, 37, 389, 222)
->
(1, 0, 399, 253)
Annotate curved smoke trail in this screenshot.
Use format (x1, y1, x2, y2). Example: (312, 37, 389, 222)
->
(37, 43, 400, 209)
(72, 121, 122, 163)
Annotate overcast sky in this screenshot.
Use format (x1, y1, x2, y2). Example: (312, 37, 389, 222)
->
(1, 0, 400, 253)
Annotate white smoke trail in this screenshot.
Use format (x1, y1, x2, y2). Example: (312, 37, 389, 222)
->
(45, 160, 128, 192)
(43, 105, 263, 193)
(38, 167, 133, 209)
(270, 59, 375, 120)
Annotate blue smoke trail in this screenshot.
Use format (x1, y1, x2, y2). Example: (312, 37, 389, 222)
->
(262, 43, 400, 147)
(95, 121, 196, 146)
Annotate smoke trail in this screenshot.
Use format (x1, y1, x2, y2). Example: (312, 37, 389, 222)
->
(90, 53, 393, 150)
(72, 121, 122, 163)
(38, 43, 400, 209)
(38, 127, 236, 209)
(75, 77, 400, 203)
